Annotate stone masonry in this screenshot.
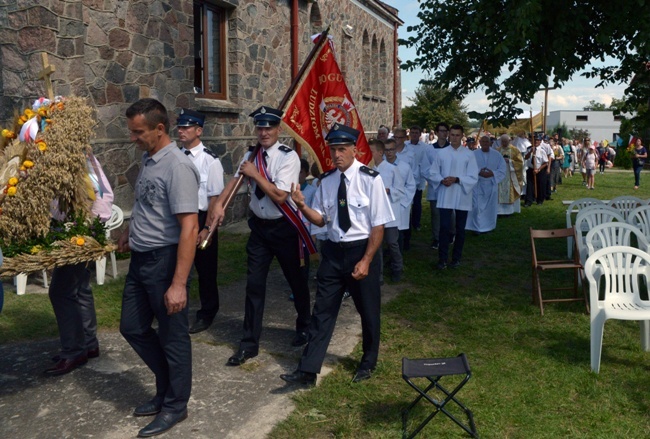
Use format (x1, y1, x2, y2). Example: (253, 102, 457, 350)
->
(0, 0, 402, 221)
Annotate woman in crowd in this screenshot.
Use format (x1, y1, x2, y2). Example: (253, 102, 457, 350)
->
(562, 138, 572, 178)
(633, 137, 648, 190)
(550, 139, 564, 193)
(582, 141, 598, 190)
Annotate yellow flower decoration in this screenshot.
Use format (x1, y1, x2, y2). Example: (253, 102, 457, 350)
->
(24, 109, 35, 118)
(7, 186, 17, 196)
(38, 107, 48, 117)
(23, 160, 34, 168)
(30, 245, 42, 254)
(76, 237, 85, 246)
(8, 177, 18, 186)
(37, 141, 47, 151)
(1, 129, 16, 139)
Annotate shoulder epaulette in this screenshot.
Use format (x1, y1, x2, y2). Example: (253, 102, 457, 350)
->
(359, 166, 379, 177)
(279, 145, 293, 153)
(203, 147, 218, 159)
(320, 169, 336, 179)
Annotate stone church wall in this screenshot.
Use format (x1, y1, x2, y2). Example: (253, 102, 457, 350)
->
(0, 0, 402, 223)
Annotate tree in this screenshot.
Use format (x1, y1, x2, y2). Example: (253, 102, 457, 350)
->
(583, 100, 607, 111)
(401, 84, 469, 131)
(400, 0, 650, 123)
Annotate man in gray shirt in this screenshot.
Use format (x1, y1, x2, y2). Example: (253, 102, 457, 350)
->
(117, 98, 199, 438)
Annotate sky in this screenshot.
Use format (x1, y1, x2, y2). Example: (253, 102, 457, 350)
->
(394, 0, 629, 116)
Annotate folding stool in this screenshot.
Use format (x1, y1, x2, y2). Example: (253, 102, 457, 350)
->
(401, 353, 478, 438)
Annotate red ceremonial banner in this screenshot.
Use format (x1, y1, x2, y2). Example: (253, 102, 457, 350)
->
(281, 38, 370, 172)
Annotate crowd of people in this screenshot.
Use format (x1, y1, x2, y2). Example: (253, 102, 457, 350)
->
(7, 97, 646, 437)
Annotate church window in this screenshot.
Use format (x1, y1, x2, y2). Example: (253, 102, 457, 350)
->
(194, 1, 227, 99)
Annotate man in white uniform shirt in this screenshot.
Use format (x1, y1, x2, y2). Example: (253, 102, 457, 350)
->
(428, 124, 478, 269)
(466, 136, 506, 233)
(177, 109, 225, 334)
(211, 106, 312, 366)
(370, 138, 405, 282)
(281, 124, 394, 386)
(523, 135, 550, 207)
(385, 138, 416, 253)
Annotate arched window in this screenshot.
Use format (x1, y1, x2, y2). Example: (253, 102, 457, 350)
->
(371, 34, 378, 96)
(379, 39, 387, 98)
(362, 30, 371, 94)
(309, 3, 322, 35)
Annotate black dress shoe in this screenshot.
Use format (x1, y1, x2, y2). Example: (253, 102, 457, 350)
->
(352, 369, 372, 383)
(280, 370, 316, 386)
(44, 355, 88, 376)
(226, 350, 257, 366)
(291, 331, 308, 347)
(133, 399, 162, 417)
(189, 318, 213, 334)
(137, 410, 188, 437)
(52, 347, 99, 363)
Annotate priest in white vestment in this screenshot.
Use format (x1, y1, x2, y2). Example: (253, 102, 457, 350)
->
(466, 136, 506, 233)
(495, 134, 525, 215)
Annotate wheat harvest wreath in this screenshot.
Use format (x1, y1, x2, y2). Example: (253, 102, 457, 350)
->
(0, 96, 114, 277)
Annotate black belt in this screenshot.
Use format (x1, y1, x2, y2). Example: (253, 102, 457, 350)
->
(131, 244, 178, 261)
(251, 216, 284, 225)
(328, 239, 368, 249)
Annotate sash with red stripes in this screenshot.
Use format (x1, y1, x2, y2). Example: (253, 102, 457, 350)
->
(255, 148, 317, 257)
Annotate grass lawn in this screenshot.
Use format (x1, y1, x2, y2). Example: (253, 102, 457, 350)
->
(2, 168, 650, 437)
(269, 169, 650, 438)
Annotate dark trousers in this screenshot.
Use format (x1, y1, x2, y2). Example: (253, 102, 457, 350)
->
(239, 216, 311, 353)
(411, 189, 423, 228)
(525, 169, 548, 204)
(120, 245, 191, 414)
(635, 165, 643, 186)
(194, 210, 219, 321)
(49, 263, 97, 359)
(299, 239, 381, 374)
(438, 208, 468, 264)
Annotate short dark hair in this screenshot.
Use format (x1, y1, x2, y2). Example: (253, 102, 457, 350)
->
(126, 98, 170, 133)
(300, 158, 310, 174)
(435, 122, 449, 132)
(384, 138, 396, 148)
(369, 138, 385, 152)
(410, 125, 421, 132)
(450, 124, 464, 133)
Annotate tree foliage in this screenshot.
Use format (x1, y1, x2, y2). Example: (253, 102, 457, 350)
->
(400, 0, 650, 123)
(401, 84, 469, 131)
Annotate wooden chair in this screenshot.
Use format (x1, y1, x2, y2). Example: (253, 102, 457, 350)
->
(530, 227, 588, 316)
(565, 198, 605, 258)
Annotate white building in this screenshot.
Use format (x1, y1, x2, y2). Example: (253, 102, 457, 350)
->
(547, 110, 624, 143)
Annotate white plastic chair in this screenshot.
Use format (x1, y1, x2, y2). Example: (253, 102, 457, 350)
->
(627, 205, 650, 241)
(565, 198, 605, 258)
(574, 206, 624, 257)
(583, 222, 650, 268)
(584, 246, 650, 373)
(608, 195, 644, 221)
(96, 205, 124, 285)
(14, 271, 48, 296)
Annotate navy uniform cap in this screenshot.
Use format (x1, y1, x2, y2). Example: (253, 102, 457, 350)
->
(250, 106, 283, 127)
(325, 123, 360, 146)
(535, 134, 544, 140)
(177, 108, 205, 127)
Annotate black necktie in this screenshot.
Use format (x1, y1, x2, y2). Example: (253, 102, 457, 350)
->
(255, 151, 268, 200)
(338, 173, 351, 232)
(184, 150, 191, 155)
